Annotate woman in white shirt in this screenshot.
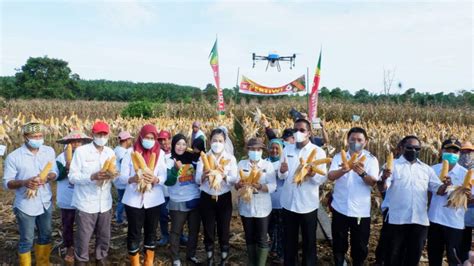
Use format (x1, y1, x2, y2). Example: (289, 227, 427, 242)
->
(165, 134, 201, 266)
(119, 124, 167, 266)
(235, 138, 276, 266)
(195, 128, 238, 266)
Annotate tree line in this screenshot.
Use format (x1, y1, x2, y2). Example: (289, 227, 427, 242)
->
(0, 56, 472, 106)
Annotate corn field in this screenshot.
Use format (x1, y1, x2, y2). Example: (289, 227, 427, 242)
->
(0, 99, 472, 166)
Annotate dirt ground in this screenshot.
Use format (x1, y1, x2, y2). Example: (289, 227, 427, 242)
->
(0, 187, 432, 266)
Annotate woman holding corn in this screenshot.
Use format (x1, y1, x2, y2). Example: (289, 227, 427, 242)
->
(327, 127, 380, 266)
(235, 137, 276, 266)
(195, 128, 238, 266)
(119, 124, 167, 266)
(55, 131, 92, 263)
(165, 134, 202, 266)
(3, 122, 58, 265)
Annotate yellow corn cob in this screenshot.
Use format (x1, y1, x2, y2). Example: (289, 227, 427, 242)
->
(463, 169, 473, 188)
(39, 161, 53, 182)
(148, 152, 156, 170)
(181, 164, 190, 176)
(107, 157, 116, 173)
(356, 155, 367, 165)
(101, 158, 111, 171)
(219, 158, 230, 167)
(200, 152, 210, 171)
(208, 154, 215, 170)
(131, 152, 140, 172)
(439, 160, 449, 181)
(239, 169, 246, 179)
(135, 152, 147, 170)
(348, 153, 358, 168)
(253, 171, 262, 184)
(386, 152, 394, 171)
(66, 144, 73, 164)
(310, 165, 327, 176)
(311, 158, 332, 166)
(306, 149, 317, 163)
(341, 149, 349, 168)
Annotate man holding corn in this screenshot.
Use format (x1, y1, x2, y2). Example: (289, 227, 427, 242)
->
(327, 127, 380, 266)
(68, 121, 116, 265)
(3, 122, 58, 265)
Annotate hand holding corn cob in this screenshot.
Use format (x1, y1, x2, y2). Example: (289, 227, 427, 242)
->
(293, 149, 332, 186)
(446, 169, 473, 209)
(131, 151, 157, 193)
(96, 156, 118, 187)
(201, 151, 229, 192)
(25, 161, 53, 199)
(237, 166, 263, 203)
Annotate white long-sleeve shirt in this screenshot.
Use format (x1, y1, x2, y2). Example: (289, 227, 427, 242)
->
(268, 159, 283, 209)
(119, 149, 167, 209)
(279, 142, 327, 214)
(385, 156, 442, 226)
(237, 159, 276, 218)
(195, 150, 238, 196)
(329, 149, 380, 218)
(428, 163, 471, 229)
(56, 152, 75, 209)
(113, 146, 132, 190)
(69, 143, 116, 214)
(2, 144, 58, 216)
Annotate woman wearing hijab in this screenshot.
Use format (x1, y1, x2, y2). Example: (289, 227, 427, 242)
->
(196, 128, 238, 266)
(266, 138, 285, 264)
(119, 124, 167, 266)
(217, 126, 234, 156)
(165, 134, 201, 266)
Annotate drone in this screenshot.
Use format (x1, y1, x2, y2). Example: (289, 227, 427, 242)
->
(252, 52, 296, 72)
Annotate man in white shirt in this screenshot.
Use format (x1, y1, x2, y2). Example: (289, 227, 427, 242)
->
(113, 131, 133, 224)
(327, 127, 380, 266)
(69, 121, 116, 265)
(379, 135, 446, 266)
(3, 122, 58, 265)
(279, 119, 327, 266)
(428, 138, 472, 266)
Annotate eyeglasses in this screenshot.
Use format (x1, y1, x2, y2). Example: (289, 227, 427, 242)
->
(293, 128, 307, 133)
(405, 145, 421, 151)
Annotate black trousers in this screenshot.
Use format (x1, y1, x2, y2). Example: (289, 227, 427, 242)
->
(199, 191, 232, 252)
(282, 208, 318, 266)
(124, 204, 161, 254)
(331, 209, 370, 266)
(374, 209, 391, 264)
(386, 223, 428, 266)
(428, 222, 464, 266)
(241, 215, 270, 248)
(170, 208, 200, 260)
(460, 226, 473, 262)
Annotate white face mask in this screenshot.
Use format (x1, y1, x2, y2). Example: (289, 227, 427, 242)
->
(93, 137, 108, 147)
(293, 131, 307, 143)
(211, 142, 225, 154)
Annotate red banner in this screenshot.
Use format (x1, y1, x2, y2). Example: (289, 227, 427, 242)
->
(239, 75, 306, 96)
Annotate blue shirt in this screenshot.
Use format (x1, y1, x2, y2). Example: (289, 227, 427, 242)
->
(2, 144, 58, 216)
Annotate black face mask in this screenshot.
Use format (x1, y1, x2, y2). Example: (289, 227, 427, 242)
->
(404, 149, 420, 162)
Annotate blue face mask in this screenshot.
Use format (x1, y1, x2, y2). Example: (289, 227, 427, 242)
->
(442, 152, 460, 165)
(269, 156, 280, 163)
(141, 139, 155, 150)
(249, 150, 262, 161)
(27, 138, 44, 149)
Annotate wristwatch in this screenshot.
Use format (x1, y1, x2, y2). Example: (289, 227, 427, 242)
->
(359, 172, 367, 178)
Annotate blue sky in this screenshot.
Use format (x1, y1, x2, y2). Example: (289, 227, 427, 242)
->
(1, 0, 472, 94)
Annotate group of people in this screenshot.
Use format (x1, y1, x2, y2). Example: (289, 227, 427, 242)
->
(2, 115, 473, 266)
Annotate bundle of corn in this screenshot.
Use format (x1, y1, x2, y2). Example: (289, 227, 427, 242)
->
(97, 156, 118, 187)
(238, 166, 263, 203)
(340, 150, 366, 170)
(131, 151, 155, 193)
(25, 161, 53, 199)
(446, 169, 473, 209)
(200, 151, 230, 193)
(293, 149, 332, 186)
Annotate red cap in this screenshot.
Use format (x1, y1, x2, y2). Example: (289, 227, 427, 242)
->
(92, 121, 110, 134)
(157, 130, 171, 140)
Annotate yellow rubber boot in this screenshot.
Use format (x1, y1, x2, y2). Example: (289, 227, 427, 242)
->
(34, 244, 51, 266)
(129, 253, 140, 266)
(19, 251, 32, 266)
(144, 249, 154, 266)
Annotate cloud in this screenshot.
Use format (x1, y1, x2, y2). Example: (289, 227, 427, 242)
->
(96, 0, 158, 28)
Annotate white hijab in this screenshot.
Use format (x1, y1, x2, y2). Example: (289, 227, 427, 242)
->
(218, 126, 234, 155)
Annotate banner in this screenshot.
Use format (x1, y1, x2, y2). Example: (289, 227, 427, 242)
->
(239, 75, 306, 96)
(209, 39, 225, 117)
(308, 49, 322, 124)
